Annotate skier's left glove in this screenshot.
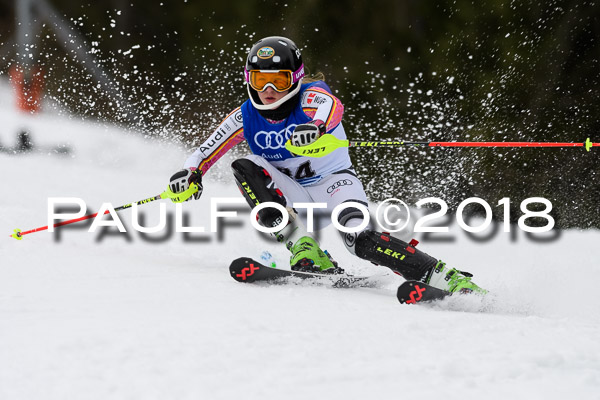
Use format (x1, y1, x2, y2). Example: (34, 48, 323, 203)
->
(168, 168, 203, 202)
(290, 120, 326, 147)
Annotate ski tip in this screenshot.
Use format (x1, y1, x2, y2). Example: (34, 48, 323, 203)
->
(10, 229, 23, 240)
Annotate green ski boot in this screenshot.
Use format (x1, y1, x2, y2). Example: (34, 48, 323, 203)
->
(289, 236, 343, 274)
(425, 261, 487, 295)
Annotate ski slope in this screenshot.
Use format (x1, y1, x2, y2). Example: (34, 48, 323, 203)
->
(1, 80, 599, 400)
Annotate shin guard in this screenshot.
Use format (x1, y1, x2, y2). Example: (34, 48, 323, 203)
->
(355, 230, 438, 281)
(231, 158, 288, 231)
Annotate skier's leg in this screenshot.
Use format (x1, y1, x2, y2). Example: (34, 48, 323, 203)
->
(231, 156, 295, 232)
(313, 173, 486, 294)
(231, 155, 338, 273)
(352, 230, 486, 293)
(332, 198, 438, 280)
(352, 229, 437, 281)
(303, 170, 369, 251)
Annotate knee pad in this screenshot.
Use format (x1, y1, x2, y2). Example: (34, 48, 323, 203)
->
(231, 158, 287, 229)
(355, 230, 438, 281)
(336, 201, 370, 255)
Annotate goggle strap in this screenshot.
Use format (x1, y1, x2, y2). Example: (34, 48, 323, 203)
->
(291, 63, 305, 83)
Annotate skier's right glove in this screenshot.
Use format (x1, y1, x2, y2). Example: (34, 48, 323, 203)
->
(168, 168, 203, 202)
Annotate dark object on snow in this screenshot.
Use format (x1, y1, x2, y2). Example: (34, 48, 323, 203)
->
(0, 130, 72, 156)
(17, 130, 34, 152)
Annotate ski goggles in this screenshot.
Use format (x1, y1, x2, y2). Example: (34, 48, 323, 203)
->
(245, 65, 305, 92)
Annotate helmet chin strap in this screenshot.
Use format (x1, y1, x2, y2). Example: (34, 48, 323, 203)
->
(247, 79, 303, 110)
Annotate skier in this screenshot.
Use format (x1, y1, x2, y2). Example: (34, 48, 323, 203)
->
(168, 36, 485, 294)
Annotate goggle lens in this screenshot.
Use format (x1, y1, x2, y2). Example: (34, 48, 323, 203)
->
(249, 70, 293, 92)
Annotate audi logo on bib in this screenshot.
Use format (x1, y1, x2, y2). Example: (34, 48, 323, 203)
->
(254, 125, 298, 150)
(327, 179, 354, 193)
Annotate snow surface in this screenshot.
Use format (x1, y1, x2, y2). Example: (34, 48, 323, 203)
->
(1, 79, 599, 400)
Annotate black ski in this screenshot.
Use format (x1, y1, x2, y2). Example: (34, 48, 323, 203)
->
(396, 280, 450, 304)
(229, 257, 374, 288)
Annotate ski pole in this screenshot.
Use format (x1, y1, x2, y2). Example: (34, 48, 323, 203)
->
(9, 182, 199, 240)
(285, 134, 598, 158)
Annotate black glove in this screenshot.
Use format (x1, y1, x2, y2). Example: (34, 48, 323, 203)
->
(168, 168, 203, 202)
(290, 120, 326, 147)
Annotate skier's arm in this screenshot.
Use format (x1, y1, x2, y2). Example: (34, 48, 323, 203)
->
(183, 107, 245, 175)
(300, 86, 344, 133)
(167, 107, 244, 202)
(291, 86, 344, 146)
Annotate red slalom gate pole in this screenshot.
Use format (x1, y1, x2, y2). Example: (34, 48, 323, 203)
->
(426, 140, 597, 149)
(286, 135, 598, 158)
(348, 137, 598, 151)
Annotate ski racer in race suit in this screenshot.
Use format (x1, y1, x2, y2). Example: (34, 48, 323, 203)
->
(168, 36, 485, 294)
